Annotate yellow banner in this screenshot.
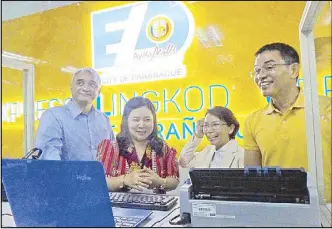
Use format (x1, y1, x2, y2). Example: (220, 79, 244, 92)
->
(2, 1, 331, 158)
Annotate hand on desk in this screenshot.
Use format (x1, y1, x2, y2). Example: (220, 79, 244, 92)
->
(143, 167, 164, 189)
(124, 170, 152, 191)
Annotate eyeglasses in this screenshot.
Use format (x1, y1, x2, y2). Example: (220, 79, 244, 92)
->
(202, 122, 228, 131)
(249, 63, 291, 78)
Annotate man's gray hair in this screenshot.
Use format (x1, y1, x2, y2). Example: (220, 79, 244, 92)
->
(72, 68, 101, 86)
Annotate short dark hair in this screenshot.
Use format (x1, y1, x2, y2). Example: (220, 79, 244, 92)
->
(255, 42, 300, 65)
(205, 106, 239, 139)
(116, 96, 164, 156)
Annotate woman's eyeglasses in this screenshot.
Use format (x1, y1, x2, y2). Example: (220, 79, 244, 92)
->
(202, 122, 228, 131)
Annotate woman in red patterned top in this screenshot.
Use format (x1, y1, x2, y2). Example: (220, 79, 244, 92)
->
(97, 96, 179, 193)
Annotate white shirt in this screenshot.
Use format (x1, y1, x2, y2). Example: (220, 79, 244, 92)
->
(209, 139, 237, 168)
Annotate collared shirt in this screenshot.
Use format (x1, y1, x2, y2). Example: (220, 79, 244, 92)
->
(210, 139, 238, 168)
(35, 99, 115, 161)
(243, 88, 331, 202)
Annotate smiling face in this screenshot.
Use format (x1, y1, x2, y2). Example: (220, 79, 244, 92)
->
(254, 50, 296, 98)
(203, 113, 235, 149)
(127, 106, 154, 143)
(71, 71, 100, 105)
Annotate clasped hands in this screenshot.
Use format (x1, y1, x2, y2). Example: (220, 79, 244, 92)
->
(123, 167, 164, 191)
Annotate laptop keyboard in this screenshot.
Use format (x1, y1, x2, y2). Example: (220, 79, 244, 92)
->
(110, 192, 177, 211)
(114, 216, 143, 227)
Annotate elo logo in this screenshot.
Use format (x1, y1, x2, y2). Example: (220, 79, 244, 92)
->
(91, 1, 195, 85)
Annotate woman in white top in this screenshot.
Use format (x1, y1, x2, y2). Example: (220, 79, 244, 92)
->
(179, 106, 244, 168)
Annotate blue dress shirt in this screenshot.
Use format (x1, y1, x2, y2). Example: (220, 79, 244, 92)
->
(35, 99, 114, 161)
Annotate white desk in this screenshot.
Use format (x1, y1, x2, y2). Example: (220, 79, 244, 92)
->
(2, 200, 331, 227)
(140, 200, 182, 227)
(2, 202, 15, 227)
(1, 200, 182, 228)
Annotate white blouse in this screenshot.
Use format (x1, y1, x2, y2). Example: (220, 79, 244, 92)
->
(209, 139, 237, 168)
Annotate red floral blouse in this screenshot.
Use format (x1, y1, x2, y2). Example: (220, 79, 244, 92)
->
(96, 139, 179, 181)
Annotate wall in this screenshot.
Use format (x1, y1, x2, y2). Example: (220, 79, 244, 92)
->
(2, 1, 330, 158)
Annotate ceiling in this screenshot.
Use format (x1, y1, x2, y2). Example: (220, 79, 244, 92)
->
(2, 1, 83, 21)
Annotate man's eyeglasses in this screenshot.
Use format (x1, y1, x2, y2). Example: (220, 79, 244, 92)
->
(249, 63, 291, 78)
(202, 122, 228, 131)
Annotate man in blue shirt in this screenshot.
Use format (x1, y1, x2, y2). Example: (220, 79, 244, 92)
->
(35, 68, 114, 160)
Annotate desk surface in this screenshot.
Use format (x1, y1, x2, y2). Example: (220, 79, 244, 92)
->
(2, 200, 331, 227)
(1, 200, 182, 228)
